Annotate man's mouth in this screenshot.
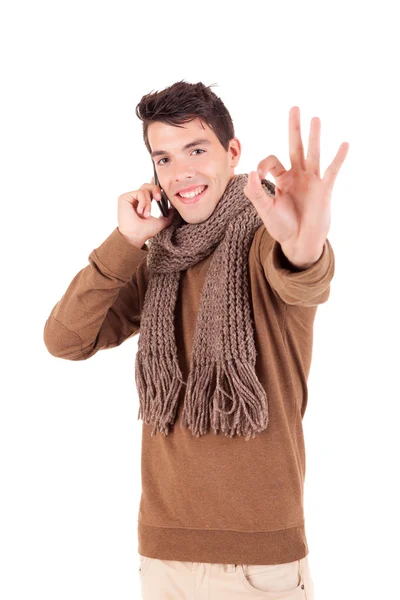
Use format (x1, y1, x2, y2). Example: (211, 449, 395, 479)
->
(176, 185, 208, 204)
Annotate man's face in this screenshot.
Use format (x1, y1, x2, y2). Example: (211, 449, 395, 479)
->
(148, 117, 241, 224)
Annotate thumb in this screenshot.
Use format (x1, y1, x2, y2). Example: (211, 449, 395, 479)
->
(244, 171, 264, 201)
(248, 170, 263, 190)
(244, 171, 273, 215)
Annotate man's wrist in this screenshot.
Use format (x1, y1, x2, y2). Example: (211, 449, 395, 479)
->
(280, 243, 324, 271)
(126, 237, 147, 249)
(118, 229, 147, 249)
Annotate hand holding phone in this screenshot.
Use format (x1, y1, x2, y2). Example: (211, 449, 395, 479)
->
(117, 178, 174, 248)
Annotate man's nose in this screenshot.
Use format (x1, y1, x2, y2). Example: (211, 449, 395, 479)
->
(172, 164, 196, 182)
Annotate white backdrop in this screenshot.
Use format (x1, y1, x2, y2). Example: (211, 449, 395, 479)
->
(1, 1, 399, 599)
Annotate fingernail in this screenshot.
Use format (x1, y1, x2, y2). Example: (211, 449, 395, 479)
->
(145, 210, 150, 217)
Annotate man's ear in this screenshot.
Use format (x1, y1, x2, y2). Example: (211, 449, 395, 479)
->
(229, 137, 241, 167)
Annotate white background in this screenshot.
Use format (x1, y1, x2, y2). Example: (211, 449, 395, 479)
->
(1, 1, 399, 599)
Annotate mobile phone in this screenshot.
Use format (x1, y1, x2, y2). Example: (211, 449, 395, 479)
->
(152, 162, 170, 218)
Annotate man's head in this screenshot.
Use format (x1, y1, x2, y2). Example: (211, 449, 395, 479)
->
(135, 81, 241, 224)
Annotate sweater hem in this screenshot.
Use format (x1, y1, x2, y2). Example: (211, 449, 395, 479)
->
(137, 520, 308, 565)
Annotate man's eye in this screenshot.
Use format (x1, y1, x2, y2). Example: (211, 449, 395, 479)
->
(157, 149, 205, 166)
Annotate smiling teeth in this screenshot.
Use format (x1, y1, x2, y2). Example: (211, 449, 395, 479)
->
(178, 186, 206, 198)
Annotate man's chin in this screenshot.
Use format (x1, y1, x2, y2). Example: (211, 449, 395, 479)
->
(178, 204, 217, 225)
(182, 212, 214, 225)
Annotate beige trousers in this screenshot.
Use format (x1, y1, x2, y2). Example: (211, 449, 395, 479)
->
(139, 553, 315, 599)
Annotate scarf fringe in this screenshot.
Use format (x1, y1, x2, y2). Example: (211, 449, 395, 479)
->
(135, 174, 275, 439)
(135, 349, 186, 437)
(180, 358, 269, 441)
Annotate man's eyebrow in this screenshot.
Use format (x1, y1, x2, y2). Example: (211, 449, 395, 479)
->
(150, 138, 211, 159)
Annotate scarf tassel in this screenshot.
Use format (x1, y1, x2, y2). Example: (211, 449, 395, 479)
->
(180, 358, 269, 441)
(135, 349, 186, 436)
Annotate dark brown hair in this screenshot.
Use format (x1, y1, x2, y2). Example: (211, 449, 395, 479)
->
(135, 80, 235, 156)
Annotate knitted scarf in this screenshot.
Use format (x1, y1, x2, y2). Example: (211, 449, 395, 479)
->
(135, 172, 276, 441)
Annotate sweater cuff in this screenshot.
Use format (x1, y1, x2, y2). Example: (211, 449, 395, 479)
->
(267, 238, 333, 286)
(91, 227, 148, 281)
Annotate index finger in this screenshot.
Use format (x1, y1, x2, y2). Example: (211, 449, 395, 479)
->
(140, 181, 161, 200)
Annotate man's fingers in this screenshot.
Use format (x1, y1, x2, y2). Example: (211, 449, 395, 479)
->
(143, 190, 152, 217)
(244, 171, 274, 216)
(141, 181, 161, 200)
(244, 171, 263, 198)
(136, 190, 152, 217)
(257, 155, 286, 181)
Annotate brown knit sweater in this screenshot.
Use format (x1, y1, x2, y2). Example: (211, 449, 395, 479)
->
(43, 220, 335, 565)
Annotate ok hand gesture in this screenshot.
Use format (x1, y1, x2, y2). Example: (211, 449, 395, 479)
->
(243, 106, 349, 269)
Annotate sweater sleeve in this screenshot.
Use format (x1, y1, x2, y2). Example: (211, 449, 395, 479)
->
(257, 225, 335, 307)
(43, 227, 149, 360)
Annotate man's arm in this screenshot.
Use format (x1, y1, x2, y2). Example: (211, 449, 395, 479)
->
(43, 227, 148, 360)
(257, 224, 335, 307)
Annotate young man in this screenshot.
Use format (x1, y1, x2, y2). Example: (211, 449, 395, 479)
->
(44, 80, 349, 598)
